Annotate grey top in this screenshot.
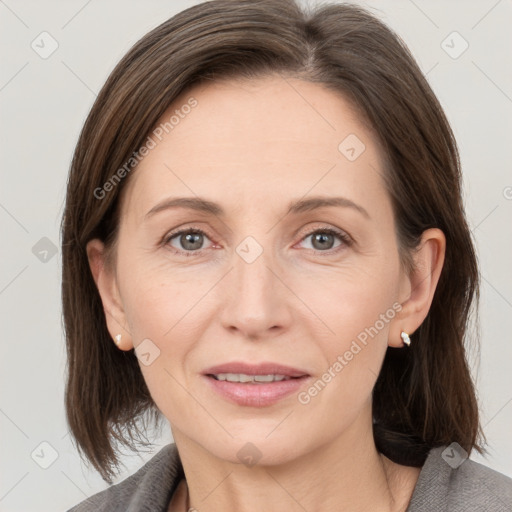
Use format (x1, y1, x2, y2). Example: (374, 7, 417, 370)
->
(67, 443, 512, 511)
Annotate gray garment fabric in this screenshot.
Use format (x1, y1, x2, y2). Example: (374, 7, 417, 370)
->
(67, 444, 183, 512)
(67, 443, 512, 511)
(405, 446, 512, 511)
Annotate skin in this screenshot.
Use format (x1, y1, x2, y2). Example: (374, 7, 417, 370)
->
(87, 76, 445, 512)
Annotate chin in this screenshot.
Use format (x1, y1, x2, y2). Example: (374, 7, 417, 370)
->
(201, 426, 309, 467)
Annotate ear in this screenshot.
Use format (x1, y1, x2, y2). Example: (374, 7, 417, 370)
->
(388, 228, 446, 347)
(86, 239, 134, 351)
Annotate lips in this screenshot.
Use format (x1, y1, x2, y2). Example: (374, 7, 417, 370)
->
(203, 361, 309, 378)
(202, 361, 311, 407)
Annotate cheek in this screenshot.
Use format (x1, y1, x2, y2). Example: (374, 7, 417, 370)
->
(117, 255, 216, 393)
(292, 254, 399, 340)
(293, 267, 399, 426)
(118, 266, 206, 420)
(118, 248, 201, 335)
(291, 253, 400, 401)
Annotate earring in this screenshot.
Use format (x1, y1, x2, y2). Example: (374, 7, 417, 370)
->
(114, 334, 122, 346)
(401, 331, 411, 347)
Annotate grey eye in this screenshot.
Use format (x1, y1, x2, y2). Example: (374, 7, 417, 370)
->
(310, 232, 337, 250)
(299, 229, 345, 252)
(168, 230, 209, 252)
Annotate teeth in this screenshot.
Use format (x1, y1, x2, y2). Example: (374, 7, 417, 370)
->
(213, 373, 290, 383)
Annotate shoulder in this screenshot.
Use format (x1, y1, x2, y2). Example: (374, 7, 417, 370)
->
(408, 445, 512, 512)
(67, 443, 183, 512)
(450, 454, 512, 509)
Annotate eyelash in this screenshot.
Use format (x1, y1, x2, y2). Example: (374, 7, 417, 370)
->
(163, 225, 352, 258)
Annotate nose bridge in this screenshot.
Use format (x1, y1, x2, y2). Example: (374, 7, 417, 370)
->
(233, 232, 278, 309)
(219, 231, 290, 337)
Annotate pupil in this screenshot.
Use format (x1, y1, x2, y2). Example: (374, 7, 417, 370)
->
(313, 233, 333, 250)
(182, 232, 202, 250)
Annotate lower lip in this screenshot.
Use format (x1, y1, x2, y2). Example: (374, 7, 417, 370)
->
(203, 375, 310, 407)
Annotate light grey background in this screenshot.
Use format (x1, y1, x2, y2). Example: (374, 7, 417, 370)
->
(1, 0, 511, 510)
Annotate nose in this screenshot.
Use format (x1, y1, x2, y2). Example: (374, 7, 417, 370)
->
(218, 238, 293, 341)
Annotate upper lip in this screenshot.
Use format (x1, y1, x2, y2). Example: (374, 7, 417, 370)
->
(203, 362, 310, 378)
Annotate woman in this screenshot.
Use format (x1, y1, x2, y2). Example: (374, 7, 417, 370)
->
(62, 1, 512, 510)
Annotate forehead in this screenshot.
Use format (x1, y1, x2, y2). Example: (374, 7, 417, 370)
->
(121, 76, 386, 221)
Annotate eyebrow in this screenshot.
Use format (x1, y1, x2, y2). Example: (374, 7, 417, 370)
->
(144, 195, 370, 220)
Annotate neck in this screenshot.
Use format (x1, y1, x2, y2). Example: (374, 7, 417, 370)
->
(172, 416, 420, 512)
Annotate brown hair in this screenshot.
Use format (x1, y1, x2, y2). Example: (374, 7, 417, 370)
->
(61, 0, 485, 482)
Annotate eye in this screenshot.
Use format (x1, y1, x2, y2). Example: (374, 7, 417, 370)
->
(297, 227, 351, 254)
(163, 225, 352, 257)
(164, 228, 213, 257)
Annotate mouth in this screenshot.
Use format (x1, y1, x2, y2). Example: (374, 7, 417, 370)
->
(208, 373, 302, 383)
(202, 362, 311, 407)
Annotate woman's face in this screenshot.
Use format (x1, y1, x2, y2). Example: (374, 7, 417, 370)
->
(96, 76, 412, 464)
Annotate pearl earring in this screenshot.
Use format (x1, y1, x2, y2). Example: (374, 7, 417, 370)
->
(115, 334, 122, 346)
(401, 331, 411, 347)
